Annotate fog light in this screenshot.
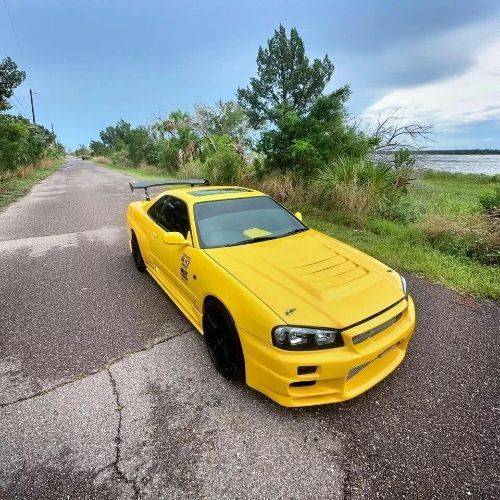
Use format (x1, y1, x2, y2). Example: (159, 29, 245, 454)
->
(290, 380, 316, 387)
(297, 366, 317, 375)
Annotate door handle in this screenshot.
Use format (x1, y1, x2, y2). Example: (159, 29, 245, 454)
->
(151, 231, 158, 239)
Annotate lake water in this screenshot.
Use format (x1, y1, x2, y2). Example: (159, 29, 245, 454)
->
(415, 154, 500, 175)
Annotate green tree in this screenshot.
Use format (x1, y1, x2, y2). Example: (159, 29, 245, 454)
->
(158, 110, 199, 162)
(194, 101, 249, 141)
(194, 100, 251, 157)
(204, 136, 245, 184)
(237, 25, 333, 128)
(99, 119, 131, 151)
(0, 57, 26, 111)
(22, 123, 53, 163)
(0, 115, 29, 168)
(75, 144, 91, 158)
(151, 138, 180, 172)
(300, 91, 376, 162)
(237, 26, 370, 175)
(126, 126, 151, 167)
(0, 115, 58, 170)
(89, 140, 108, 156)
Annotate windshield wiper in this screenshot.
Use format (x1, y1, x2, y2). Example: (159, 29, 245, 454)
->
(225, 235, 279, 247)
(224, 228, 308, 247)
(280, 227, 308, 237)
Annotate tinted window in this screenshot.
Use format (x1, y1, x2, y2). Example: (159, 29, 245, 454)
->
(148, 195, 190, 237)
(195, 196, 307, 248)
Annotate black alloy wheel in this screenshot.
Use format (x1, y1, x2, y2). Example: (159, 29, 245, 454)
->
(131, 234, 146, 272)
(203, 300, 245, 381)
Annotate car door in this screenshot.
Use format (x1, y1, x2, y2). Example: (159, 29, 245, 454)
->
(147, 195, 197, 304)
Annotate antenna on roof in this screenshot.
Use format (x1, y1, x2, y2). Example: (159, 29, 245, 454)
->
(129, 179, 209, 200)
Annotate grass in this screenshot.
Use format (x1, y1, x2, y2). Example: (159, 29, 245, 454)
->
(0, 158, 64, 210)
(93, 157, 500, 299)
(300, 208, 500, 299)
(413, 170, 498, 216)
(93, 157, 165, 180)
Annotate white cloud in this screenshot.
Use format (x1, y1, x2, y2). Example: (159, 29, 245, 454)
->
(362, 31, 500, 127)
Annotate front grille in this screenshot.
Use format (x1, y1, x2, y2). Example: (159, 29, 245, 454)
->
(346, 341, 401, 381)
(346, 360, 371, 380)
(352, 313, 402, 345)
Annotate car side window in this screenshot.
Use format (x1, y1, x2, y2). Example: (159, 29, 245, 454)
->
(148, 195, 190, 238)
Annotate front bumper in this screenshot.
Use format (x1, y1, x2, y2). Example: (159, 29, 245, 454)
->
(240, 296, 416, 407)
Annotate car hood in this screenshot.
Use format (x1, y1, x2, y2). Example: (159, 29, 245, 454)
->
(204, 229, 404, 328)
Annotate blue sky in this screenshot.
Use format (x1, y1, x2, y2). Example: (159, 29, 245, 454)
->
(2, 0, 500, 150)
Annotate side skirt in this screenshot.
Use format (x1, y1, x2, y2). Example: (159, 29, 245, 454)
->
(146, 264, 203, 334)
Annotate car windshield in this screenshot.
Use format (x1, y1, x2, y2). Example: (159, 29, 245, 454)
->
(195, 196, 307, 248)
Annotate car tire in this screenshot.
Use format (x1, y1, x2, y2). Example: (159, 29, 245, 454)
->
(203, 300, 245, 381)
(131, 233, 146, 272)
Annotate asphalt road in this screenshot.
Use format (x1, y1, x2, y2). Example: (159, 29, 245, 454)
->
(0, 159, 499, 499)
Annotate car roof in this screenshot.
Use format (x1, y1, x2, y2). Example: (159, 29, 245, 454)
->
(154, 185, 268, 205)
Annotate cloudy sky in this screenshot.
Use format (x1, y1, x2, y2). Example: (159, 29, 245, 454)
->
(1, 0, 499, 149)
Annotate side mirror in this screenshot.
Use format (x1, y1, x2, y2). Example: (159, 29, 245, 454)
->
(163, 232, 189, 246)
(294, 211, 303, 222)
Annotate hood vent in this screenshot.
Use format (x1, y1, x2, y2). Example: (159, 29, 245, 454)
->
(280, 251, 368, 289)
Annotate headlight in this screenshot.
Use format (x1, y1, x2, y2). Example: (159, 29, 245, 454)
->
(272, 326, 343, 350)
(400, 275, 407, 295)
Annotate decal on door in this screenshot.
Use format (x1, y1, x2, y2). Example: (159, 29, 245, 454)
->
(180, 253, 191, 281)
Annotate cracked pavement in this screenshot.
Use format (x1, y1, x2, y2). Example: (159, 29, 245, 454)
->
(0, 159, 499, 499)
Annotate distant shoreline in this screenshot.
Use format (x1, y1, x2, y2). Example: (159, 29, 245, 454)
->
(417, 149, 500, 155)
(372, 150, 500, 175)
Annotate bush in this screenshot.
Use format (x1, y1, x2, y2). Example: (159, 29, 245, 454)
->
(379, 195, 425, 223)
(249, 154, 267, 181)
(93, 156, 113, 166)
(75, 144, 91, 159)
(177, 159, 204, 179)
(158, 140, 180, 172)
(317, 157, 397, 192)
(479, 187, 500, 214)
(256, 172, 305, 203)
(126, 127, 150, 167)
(110, 149, 129, 166)
(144, 138, 179, 172)
(0, 115, 62, 172)
(315, 156, 400, 223)
(418, 214, 500, 265)
(204, 146, 244, 184)
(331, 182, 377, 223)
(393, 148, 416, 190)
(0, 115, 29, 169)
(89, 140, 108, 156)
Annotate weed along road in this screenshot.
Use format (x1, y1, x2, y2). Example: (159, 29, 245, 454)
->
(0, 158, 498, 499)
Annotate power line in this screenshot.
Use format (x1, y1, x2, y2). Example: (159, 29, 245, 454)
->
(2, 0, 27, 63)
(12, 92, 29, 115)
(2, 0, 29, 120)
(9, 99, 27, 117)
(2, 0, 40, 95)
(3, 0, 43, 124)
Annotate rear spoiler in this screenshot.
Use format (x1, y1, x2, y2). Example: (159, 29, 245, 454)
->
(129, 178, 209, 200)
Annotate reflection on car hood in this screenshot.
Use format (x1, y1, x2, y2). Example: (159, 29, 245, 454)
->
(205, 229, 405, 328)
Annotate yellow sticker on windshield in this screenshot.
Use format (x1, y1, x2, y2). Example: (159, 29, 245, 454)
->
(243, 228, 273, 239)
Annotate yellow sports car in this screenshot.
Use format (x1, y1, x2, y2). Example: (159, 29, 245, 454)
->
(127, 179, 416, 407)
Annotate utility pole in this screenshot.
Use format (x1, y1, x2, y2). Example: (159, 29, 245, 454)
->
(29, 89, 36, 124)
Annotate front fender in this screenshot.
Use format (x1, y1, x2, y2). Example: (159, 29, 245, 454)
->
(200, 253, 283, 345)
